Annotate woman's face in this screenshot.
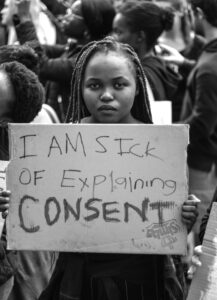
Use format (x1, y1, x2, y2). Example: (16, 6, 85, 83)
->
(61, 0, 87, 39)
(82, 51, 138, 124)
(113, 13, 138, 50)
(0, 71, 15, 121)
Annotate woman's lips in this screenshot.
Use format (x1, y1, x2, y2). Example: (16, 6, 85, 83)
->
(98, 105, 117, 111)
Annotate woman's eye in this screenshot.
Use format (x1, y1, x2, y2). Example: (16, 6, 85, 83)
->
(88, 83, 100, 90)
(114, 82, 125, 89)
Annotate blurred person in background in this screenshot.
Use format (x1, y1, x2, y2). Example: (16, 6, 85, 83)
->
(155, 0, 205, 122)
(13, 0, 115, 122)
(0, 44, 59, 300)
(157, 0, 194, 52)
(113, 1, 181, 102)
(0, 43, 60, 123)
(180, 0, 217, 253)
(1, 0, 57, 45)
(0, 61, 49, 300)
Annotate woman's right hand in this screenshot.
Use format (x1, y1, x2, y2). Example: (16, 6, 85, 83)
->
(0, 190, 11, 219)
(187, 245, 203, 280)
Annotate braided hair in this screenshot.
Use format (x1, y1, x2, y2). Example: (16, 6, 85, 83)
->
(66, 36, 153, 124)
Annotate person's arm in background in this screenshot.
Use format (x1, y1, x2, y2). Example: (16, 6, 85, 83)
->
(156, 43, 196, 73)
(15, 0, 76, 84)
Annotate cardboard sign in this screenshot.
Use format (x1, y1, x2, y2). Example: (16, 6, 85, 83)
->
(7, 124, 189, 253)
(187, 202, 217, 300)
(151, 101, 172, 125)
(0, 161, 9, 237)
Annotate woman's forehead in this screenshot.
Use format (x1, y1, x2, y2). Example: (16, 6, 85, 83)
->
(84, 51, 136, 77)
(88, 51, 131, 66)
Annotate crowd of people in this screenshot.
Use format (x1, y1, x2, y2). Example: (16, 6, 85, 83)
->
(0, 0, 217, 299)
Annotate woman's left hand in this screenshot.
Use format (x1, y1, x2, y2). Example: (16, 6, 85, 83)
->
(181, 194, 200, 233)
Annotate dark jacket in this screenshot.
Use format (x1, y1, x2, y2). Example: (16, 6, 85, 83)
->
(172, 34, 205, 122)
(16, 20, 81, 122)
(141, 56, 181, 101)
(180, 38, 217, 172)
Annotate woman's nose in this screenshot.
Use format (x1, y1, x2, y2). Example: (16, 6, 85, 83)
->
(100, 91, 114, 102)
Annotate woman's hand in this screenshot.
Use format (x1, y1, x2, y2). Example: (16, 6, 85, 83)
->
(155, 43, 185, 66)
(0, 190, 11, 219)
(182, 194, 200, 233)
(187, 245, 203, 280)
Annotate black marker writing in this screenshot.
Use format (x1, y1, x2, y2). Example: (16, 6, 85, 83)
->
(19, 135, 37, 159)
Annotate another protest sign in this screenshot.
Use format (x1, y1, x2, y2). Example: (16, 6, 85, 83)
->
(7, 124, 188, 254)
(187, 202, 217, 300)
(150, 101, 172, 125)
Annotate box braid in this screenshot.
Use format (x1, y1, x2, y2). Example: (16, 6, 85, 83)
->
(65, 36, 153, 124)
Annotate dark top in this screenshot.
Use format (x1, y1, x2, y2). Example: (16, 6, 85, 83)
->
(38, 252, 186, 300)
(141, 55, 181, 101)
(180, 38, 217, 172)
(41, 0, 66, 16)
(172, 35, 205, 122)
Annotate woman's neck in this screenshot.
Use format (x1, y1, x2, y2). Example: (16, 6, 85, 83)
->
(81, 115, 142, 124)
(137, 46, 154, 60)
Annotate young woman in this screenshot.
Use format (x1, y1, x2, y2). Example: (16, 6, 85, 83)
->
(34, 37, 198, 300)
(0, 37, 198, 300)
(155, 0, 205, 122)
(112, 1, 181, 101)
